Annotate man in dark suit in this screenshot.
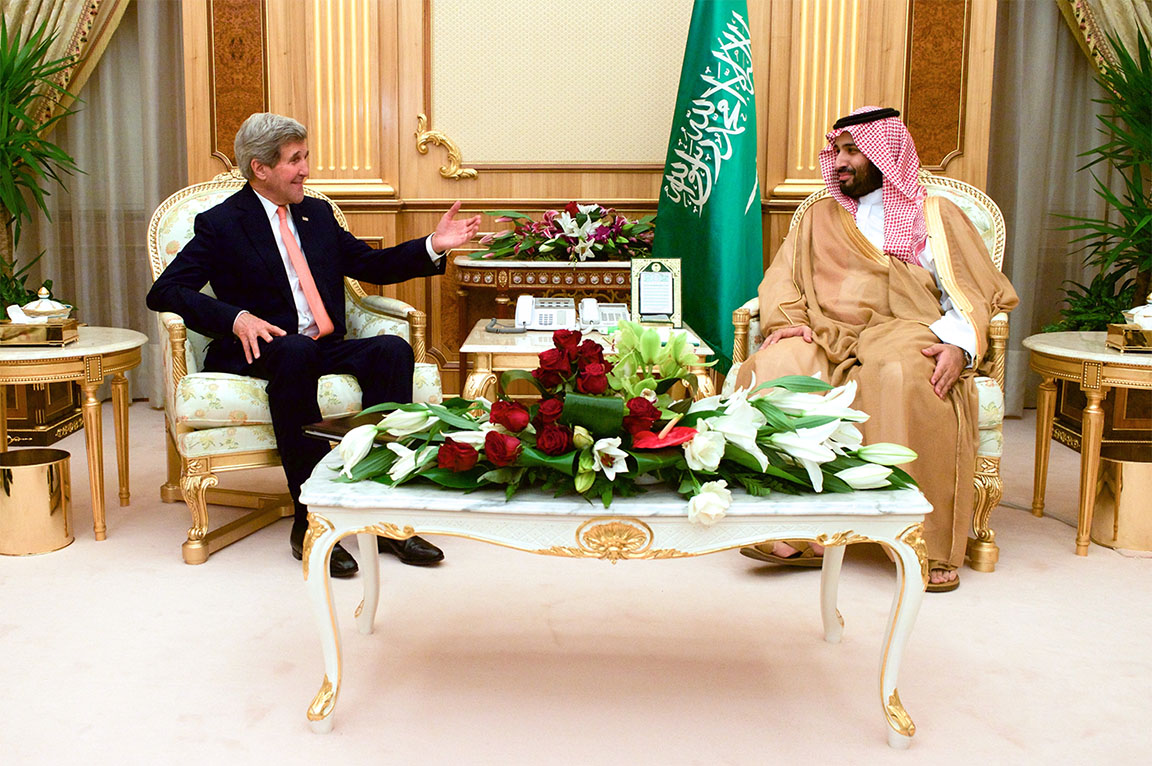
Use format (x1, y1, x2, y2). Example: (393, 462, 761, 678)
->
(148, 112, 480, 578)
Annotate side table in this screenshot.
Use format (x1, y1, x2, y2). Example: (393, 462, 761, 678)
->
(1022, 331, 1152, 555)
(458, 318, 716, 401)
(0, 327, 148, 540)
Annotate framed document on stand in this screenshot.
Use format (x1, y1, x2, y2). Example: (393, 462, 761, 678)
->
(631, 258, 682, 327)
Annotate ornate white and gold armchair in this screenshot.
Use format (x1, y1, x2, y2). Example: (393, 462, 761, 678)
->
(724, 172, 1011, 572)
(147, 172, 442, 564)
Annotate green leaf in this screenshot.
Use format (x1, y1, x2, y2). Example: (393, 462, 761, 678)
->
(628, 448, 683, 475)
(419, 467, 487, 489)
(499, 368, 547, 396)
(559, 392, 625, 437)
(749, 375, 832, 394)
(517, 445, 577, 476)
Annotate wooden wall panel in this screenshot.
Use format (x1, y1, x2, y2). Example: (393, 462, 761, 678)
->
(181, 0, 999, 394)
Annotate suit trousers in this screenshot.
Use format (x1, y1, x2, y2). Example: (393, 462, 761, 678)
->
(239, 333, 415, 525)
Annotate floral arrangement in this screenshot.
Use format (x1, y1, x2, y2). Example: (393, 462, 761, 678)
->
(335, 323, 917, 525)
(475, 202, 655, 262)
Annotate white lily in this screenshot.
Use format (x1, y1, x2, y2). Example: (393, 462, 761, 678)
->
(856, 443, 919, 465)
(573, 239, 595, 261)
(576, 203, 600, 215)
(591, 437, 629, 481)
(767, 420, 841, 492)
(379, 408, 436, 437)
(705, 411, 769, 471)
(687, 480, 731, 526)
(687, 393, 725, 413)
(440, 422, 500, 448)
(337, 424, 378, 478)
(828, 421, 863, 454)
(683, 422, 726, 472)
(835, 464, 893, 489)
(764, 380, 868, 421)
(386, 442, 435, 483)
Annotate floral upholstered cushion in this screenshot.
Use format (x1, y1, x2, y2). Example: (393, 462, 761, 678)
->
(977, 426, 1003, 459)
(345, 295, 413, 341)
(174, 364, 444, 429)
(179, 424, 278, 458)
(173, 372, 363, 428)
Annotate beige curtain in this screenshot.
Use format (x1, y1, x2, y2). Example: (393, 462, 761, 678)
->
(1057, 0, 1152, 72)
(985, 0, 1127, 415)
(2, 0, 130, 123)
(15, 0, 186, 403)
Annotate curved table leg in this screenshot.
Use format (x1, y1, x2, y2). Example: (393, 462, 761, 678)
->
(304, 517, 344, 734)
(463, 352, 497, 400)
(819, 544, 846, 644)
(880, 530, 926, 749)
(111, 373, 131, 506)
(81, 381, 107, 540)
(356, 532, 381, 635)
(1032, 376, 1057, 517)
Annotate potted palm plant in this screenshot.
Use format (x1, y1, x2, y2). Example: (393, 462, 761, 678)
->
(0, 17, 79, 299)
(1046, 33, 1151, 330)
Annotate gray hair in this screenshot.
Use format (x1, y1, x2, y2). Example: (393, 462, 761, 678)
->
(234, 113, 308, 181)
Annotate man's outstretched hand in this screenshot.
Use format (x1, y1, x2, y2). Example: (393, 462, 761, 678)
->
(431, 200, 481, 253)
(922, 343, 966, 400)
(759, 324, 814, 350)
(233, 312, 287, 364)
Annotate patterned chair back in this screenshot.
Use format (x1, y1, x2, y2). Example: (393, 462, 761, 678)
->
(788, 170, 1006, 270)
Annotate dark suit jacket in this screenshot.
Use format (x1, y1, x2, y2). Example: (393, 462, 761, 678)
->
(147, 184, 445, 372)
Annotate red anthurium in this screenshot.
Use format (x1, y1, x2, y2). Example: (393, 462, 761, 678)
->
(631, 427, 698, 449)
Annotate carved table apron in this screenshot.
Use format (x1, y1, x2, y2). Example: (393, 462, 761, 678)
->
(299, 450, 931, 748)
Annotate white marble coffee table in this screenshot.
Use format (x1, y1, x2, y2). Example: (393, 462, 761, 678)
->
(299, 450, 932, 747)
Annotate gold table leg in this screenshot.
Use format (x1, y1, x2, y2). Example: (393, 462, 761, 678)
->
(1032, 376, 1057, 518)
(1076, 387, 1107, 556)
(462, 352, 497, 400)
(111, 373, 131, 506)
(0, 383, 7, 452)
(81, 381, 107, 540)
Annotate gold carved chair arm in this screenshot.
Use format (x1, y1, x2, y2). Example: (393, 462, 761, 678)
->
(980, 312, 1010, 391)
(345, 290, 428, 365)
(731, 297, 760, 366)
(159, 311, 189, 391)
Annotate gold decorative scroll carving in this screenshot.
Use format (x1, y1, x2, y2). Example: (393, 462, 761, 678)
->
(415, 113, 477, 180)
(536, 518, 684, 562)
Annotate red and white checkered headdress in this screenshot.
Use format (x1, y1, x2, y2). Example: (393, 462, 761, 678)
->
(818, 106, 926, 263)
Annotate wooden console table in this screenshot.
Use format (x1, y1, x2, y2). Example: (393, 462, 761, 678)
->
(299, 450, 932, 748)
(1023, 331, 1152, 555)
(0, 327, 148, 540)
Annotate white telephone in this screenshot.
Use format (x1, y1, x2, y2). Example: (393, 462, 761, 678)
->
(513, 295, 630, 332)
(515, 295, 578, 330)
(578, 298, 630, 332)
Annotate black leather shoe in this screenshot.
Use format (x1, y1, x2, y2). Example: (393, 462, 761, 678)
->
(290, 527, 358, 578)
(378, 535, 444, 566)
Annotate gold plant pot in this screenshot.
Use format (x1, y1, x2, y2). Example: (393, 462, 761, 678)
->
(0, 448, 72, 555)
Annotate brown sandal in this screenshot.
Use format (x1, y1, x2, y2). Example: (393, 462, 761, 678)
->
(740, 540, 823, 568)
(925, 561, 960, 593)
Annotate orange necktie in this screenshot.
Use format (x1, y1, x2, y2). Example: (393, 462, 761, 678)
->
(277, 205, 334, 338)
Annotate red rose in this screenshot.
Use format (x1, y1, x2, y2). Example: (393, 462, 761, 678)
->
(552, 329, 582, 357)
(484, 430, 522, 467)
(576, 362, 610, 394)
(437, 437, 479, 472)
(622, 397, 660, 435)
(535, 397, 564, 425)
(564, 201, 580, 216)
(532, 367, 564, 390)
(538, 347, 571, 373)
(535, 423, 573, 456)
(490, 400, 531, 432)
(574, 339, 605, 367)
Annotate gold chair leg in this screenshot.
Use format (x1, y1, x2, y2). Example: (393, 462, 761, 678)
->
(180, 462, 217, 564)
(967, 456, 1002, 573)
(161, 430, 183, 503)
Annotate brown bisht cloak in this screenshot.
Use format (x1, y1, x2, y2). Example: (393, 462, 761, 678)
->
(736, 197, 1018, 567)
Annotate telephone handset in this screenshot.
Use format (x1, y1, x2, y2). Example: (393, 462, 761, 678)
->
(578, 298, 629, 332)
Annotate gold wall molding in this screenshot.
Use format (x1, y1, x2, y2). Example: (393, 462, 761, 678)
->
(903, 0, 971, 170)
(207, 0, 268, 172)
(415, 113, 477, 180)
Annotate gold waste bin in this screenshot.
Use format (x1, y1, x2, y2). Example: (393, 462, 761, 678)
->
(0, 448, 72, 555)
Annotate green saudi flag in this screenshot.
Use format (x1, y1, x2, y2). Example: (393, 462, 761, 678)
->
(653, 0, 762, 372)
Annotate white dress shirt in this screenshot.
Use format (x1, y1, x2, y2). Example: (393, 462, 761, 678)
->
(854, 189, 978, 365)
(241, 189, 446, 336)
